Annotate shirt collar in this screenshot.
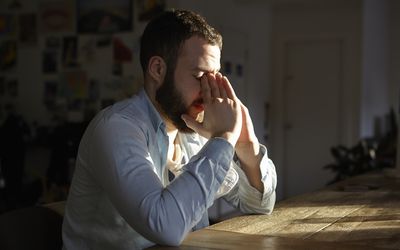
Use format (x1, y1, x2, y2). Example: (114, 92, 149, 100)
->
(138, 88, 167, 135)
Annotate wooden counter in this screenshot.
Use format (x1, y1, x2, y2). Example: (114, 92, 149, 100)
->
(151, 171, 400, 249)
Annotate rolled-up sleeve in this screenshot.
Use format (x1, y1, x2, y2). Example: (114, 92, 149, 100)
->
(89, 115, 234, 246)
(223, 144, 277, 214)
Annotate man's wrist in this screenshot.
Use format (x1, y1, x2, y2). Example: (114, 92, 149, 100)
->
(212, 132, 237, 147)
(235, 141, 261, 168)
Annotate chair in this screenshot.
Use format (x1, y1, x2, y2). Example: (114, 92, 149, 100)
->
(0, 205, 63, 250)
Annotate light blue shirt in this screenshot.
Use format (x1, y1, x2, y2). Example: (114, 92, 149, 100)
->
(62, 89, 277, 249)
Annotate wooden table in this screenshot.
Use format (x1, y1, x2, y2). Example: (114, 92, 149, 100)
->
(151, 171, 400, 249)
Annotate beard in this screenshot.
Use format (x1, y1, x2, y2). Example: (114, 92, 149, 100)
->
(155, 70, 195, 133)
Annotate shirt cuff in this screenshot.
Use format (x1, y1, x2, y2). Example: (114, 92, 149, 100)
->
(237, 144, 277, 206)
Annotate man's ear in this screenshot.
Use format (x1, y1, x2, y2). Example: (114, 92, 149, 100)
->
(148, 56, 167, 88)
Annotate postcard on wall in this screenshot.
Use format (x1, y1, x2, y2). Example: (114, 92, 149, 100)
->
(43, 50, 58, 73)
(62, 36, 78, 68)
(138, 0, 165, 21)
(39, 0, 74, 34)
(18, 13, 38, 46)
(113, 37, 132, 63)
(0, 40, 17, 72)
(0, 14, 16, 38)
(77, 0, 132, 34)
(60, 70, 88, 99)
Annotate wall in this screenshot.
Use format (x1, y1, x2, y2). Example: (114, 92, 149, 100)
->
(0, 0, 144, 127)
(389, 0, 400, 169)
(270, 0, 363, 199)
(360, 0, 390, 138)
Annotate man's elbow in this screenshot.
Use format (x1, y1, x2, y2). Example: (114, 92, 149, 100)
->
(152, 230, 186, 247)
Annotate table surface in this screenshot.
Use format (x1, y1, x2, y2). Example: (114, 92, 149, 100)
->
(151, 171, 400, 249)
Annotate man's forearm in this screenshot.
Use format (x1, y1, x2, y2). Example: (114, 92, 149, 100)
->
(235, 141, 264, 192)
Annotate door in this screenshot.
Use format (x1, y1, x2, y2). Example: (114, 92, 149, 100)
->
(283, 39, 343, 197)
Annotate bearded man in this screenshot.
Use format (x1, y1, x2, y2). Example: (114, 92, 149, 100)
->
(62, 9, 276, 250)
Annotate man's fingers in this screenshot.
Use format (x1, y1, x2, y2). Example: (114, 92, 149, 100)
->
(207, 73, 221, 98)
(222, 76, 237, 100)
(201, 75, 212, 104)
(216, 73, 228, 99)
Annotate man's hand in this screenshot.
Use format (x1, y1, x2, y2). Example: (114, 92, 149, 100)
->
(181, 73, 242, 147)
(220, 75, 264, 193)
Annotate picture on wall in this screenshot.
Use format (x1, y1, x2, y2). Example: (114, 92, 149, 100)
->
(77, 0, 132, 34)
(43, 50, 58, 73)
(0, 14, 16, 38)
(60, 70, 88, 99)
(0, 40, 17, 71)
(39, 0, 74, 34)
(62, 36, 78, 68)
(138, 0, 165, 21)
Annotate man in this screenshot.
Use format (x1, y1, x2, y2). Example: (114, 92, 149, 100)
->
(62, 9, 276, 249)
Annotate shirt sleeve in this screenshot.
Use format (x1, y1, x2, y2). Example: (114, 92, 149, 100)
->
(223, 144, 277, 214)
(88, 115, 234, 246)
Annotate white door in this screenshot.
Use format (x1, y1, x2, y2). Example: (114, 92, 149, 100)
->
(283, 39, 343, 197)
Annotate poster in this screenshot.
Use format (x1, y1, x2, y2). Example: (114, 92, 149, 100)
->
(60, 70, 88, 99)
(0, 14, 16, 37)
(0, 40, 17, 71)
(138, 0, 165, 21)
(77, 0, 132, 34)
(43, 50, 58, 73)
(39, 0, 74, 34)
(62, 36, 78, 68)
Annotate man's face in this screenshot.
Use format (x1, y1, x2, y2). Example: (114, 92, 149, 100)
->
(156, 36, 221, 133)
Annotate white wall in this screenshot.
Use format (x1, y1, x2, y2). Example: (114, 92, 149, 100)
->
(389, 0, 400, 169)
(270, 1, 362, 200)
(360, 0, 391, 138)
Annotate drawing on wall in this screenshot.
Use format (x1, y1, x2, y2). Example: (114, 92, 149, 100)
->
(80, 38, 96, 63)
(0, 14, 16, 38)
(138, 0, 165, 21)
(39, 0, 74, 34)
(113, 37, 132, 63)
(18, 13, 37, 45)
(43, 50, 58, 73)
(0, 40, 17, 71)
(60, 70, 88, 99)
(62, 36, 78, 68)
(77, 0, 132, 34)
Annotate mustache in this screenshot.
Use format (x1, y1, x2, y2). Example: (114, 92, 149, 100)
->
(192, 98, 203, 106)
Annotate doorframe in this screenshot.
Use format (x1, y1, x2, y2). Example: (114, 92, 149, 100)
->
(269, 34, 361, 200)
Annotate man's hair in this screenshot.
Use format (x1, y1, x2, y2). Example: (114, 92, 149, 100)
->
(140, 9, 222, 74)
